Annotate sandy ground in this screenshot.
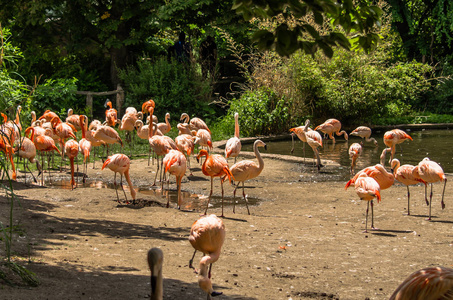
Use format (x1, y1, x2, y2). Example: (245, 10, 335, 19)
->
(0, 141, 452, 300)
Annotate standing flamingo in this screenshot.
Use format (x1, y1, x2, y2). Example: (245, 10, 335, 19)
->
(181, 113, 211, 134)
(175, 133, 195, 175)
(32, 130, 61, 185)
(0, 129, 16, 180)
(348, 142, 363, 175)
(290, 119, 312, 161)
(163, 149, 187, 208)
(380, 129, 412, 167)
(197, 150, 233, 217)
(93, 124, 123, 157)
(157, 112, 171, 135)
(345, 164, 394, 191)
(389, 266, 453, 300)
(142, 99, 156, 117)
(16, 127, 41, 183)
(66, 108, 82, 131)
(102, 153, 136, 204)
(229, 139, 267, 215)
(314, 118, 348, 143)
(147, 248, 164, 300)
(78, 115, 92, 182)
(353, 173, 381, 232)
(104, 100, 119, 127)
(349, 126, 378, 146)
(177, 122, 192, 135)
(391, 159, 426, 215)
(417, 157, 447, 220)
(149, 123, 176, 185)
(189, 214, 225, 299)
(119, 109, 142, 156)
(225, 112, 241, 163)
(38, 110, 60, 123)
(64, 139, 79, 189)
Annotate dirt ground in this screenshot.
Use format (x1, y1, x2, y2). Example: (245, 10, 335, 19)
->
(1, 140, 452, 300)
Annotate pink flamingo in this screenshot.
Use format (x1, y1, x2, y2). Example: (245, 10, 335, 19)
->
(348, 142, 363, 175)
(32, 129, 62, 185)
(93, 124, 123, 157)
(290, 119, 323, 170)
(417, 157, 447, 220)
(353, 173, 382, 232)
(349, 126, 378, 146)
(346, 164, 394, 191)
(391, 159, 426, 215)
(389, 266, 453, 300)
(66, 109, 82, 131)
(163, 149, 187, 208)
(78, 115, 92, 182)
(175, 133, 195, 174)
(380, 129, 412, 166)
(314, 118, 348, 143)
(104, 100, 118, 127)
(149, 123, 176, 185)
(229, 139, 266, 215)
(156, 112, 171, 135)
(181, 113, 211, 134)
(225, 112, 241, 163)
(102, 153, 136, 204)
(189, 214, 225, 299)
(17, 127, 42, 183)
(64, 139, 79, 189)
(197, 149, 233, 217)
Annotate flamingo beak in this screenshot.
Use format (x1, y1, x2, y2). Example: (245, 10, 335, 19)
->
(211, 291, 223, 297)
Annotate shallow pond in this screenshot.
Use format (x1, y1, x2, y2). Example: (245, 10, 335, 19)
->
(242, 129, 453, 177)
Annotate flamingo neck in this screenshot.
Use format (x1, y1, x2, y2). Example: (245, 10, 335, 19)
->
(124, 170, 136, 200)
(254, 143, 264, 171)
(234, 114, 239, 138)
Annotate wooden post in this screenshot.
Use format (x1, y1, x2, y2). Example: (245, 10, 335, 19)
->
(116, 84, 124, 117)
(86, 93, 93, 119)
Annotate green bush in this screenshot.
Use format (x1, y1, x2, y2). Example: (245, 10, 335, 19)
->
(214, 88, 290, 138)
(118, 57, 216, 121)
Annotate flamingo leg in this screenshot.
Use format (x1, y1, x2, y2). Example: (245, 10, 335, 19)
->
(92, 146, 96, 169)
(290, 133, 295, 154)
(165, 173, 170, 208)
(233, 184, 238, 214)
(371, 200, 378, 230)
(26, 162, 38, 183)
(428, 183, 433, 221)
(406, 186, 411, 215)
(177, 176, 182, 209)
(41, 153, 45, 186)
(242, 181, 251, 215)
(220, 179, 224, 217)
(113, 173, 120, 203)
(48, 153, 52, 185)
(189, 249, 198, 272)
(363, 201, 369, 233)
(120, 173, 128, 203)
(424, 184, 429, 206)
(152, 157, 160, 186)
(203, 177, 213, 215)
(441, 179, 447, 210)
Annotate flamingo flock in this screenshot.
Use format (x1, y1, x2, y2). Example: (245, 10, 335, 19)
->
(1, 104, 450, 298)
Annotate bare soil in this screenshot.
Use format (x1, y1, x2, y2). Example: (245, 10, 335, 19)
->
(1, 142, 452, 300)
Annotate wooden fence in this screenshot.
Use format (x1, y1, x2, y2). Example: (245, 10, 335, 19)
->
(75, 84, 124, 119)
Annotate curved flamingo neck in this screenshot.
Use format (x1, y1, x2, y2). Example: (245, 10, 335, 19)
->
(124, 170, 136, 200)
(254, 142, 264, 171)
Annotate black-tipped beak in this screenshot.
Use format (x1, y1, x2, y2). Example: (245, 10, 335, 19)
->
(264, 145, 267, 151)
(196, 157, 200, 163)
(211, 291, 223, 297)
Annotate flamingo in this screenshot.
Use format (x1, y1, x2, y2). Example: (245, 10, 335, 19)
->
(102, 153, 136, 204)
(417, 157, 447, 220)
(290, 119, 313, 161)
(175, 134, 195, 174)
(0, 130, 16, 180)
(181, 113, 211, 134)
(391, 159, 426, 215)
(314, 118, 348, 143)
(177, 122, 192, 135)
(38, 110, 60, 123)
(349, 126, 378, 146)
(16, 127, 41, 183)
(149, 123, 176, 185)
(50, 116, 77, 169)
(348, 142, 363, 175)
(147, 248, 164, 300)
(65, 108, 82, 131)
(32, 129, 61, 185)
(380, 129, 412, 167)
(194, 128, 212, 156)
(229, 139, 267, 215)
(163, 149, 187, 208)
(78, 115, 92, 182)
(142, 99, 156, 117)
(119, 109, 142, 156)
(157, 112, 171, 135)
(389, 266, 453, 300)
(197, 149, 233, 217)
(93, 124, 123, 157)
(104, 100, 118, 127)
(345, 164, 394, 191)
(189, 214, 225, 299)
(225, 112, 241, 163)
(353, 173, 381, 232)
(64, 139, 79, 190)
